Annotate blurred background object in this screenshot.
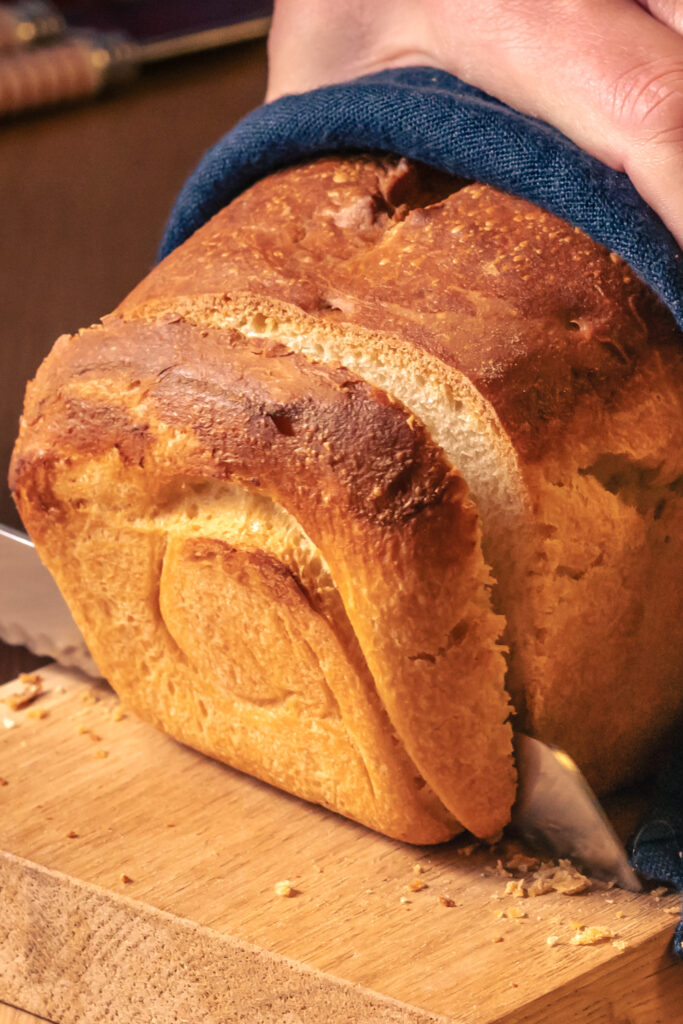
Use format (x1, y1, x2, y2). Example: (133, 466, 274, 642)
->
(0, 0, 271, 116)
(0, 5, 269, 679)
(0, 1, 65, 52)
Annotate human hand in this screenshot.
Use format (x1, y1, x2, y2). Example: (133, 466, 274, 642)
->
(267, 0, 683, 248)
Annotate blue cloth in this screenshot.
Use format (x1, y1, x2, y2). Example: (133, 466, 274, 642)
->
(629, 747, 683, 958)
(159, 65, 683, 954)
(159, 65, 682, 329)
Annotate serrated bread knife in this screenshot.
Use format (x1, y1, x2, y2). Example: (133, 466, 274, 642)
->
(0, 522, 99, 677)
(0, 521, 642, 890)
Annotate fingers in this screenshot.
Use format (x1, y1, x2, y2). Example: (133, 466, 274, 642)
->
(427, 0, 683, 245)
(266, 0, 683, 246)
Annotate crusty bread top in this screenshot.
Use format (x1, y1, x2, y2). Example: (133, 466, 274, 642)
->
(122, 155, 682, 461)
(15, 315, 469, 535)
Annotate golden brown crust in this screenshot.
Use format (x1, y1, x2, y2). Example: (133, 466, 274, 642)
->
(12, 310, 515, 840)
(122, 155, 681, 462)
(12, 152, 683, 840)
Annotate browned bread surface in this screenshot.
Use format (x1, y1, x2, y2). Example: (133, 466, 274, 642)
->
(124, 155, 681, 462)
(12, 312, 515, 841)
(12, 154, 683, 840)
(121, 156, 683, 794)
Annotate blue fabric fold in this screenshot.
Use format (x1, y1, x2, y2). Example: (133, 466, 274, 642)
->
(158, 65, 683, 955)
(629, 747, 683, 959)
(159, 65, 682, 329)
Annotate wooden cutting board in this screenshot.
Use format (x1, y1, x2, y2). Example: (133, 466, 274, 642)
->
(1, 664, 682, 1024)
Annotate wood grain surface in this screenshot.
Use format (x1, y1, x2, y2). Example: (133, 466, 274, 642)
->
(1, 664, 682, 1024)
(0, 1004, 53, 1024)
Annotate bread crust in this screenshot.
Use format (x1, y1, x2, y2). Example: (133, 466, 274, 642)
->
(12, 152, 683, 837)
(12, 311, 515, 840)
(121, 154, 683, 794)
(122, 155, 681, 462)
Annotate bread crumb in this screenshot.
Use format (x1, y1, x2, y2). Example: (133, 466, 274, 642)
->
(505, 880, 527, 899)
(412, 863, 424, 874)
(569, 920, 584, 930)
(3, 717, 16, 729)
(612, 939, 628, 951)
(570, 926, 613, 946)
(81, 691, 99, 704)
(503, 853, 540, 874)
(399, 896, 410, 905)
(274, 880, 295, 897)
(546, 935, 560, 947)
(529, 861, 591, 897)
(532, 861, 591, 896)
(651, 886, 669, 899)
(496, 906, 528, 920)
(55, 685, 67, 694)
(26, 707, 48, 720)
(663, 906, 681, 916)
(94, 749, 109, 759)
(66, 830, 79, 839)
(120, 874, 133, 885)
(111, 705, 126, 722)
(439, 895, 456, 908)
(0, 778, 8, 786)
(78, 726, 102, 741)
(492, 935, 504, 943)
(408, 878, 427, 893)
(616, 910, 625, 919)
(4, 674, 43, 710)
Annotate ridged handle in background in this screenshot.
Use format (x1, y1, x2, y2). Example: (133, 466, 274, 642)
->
(0, 32, 137, 116)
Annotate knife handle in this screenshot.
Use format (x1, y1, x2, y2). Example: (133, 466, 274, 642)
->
(0, 31, 138, 116)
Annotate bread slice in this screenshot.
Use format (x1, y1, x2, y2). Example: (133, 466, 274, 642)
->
(11, 312, 515, 842)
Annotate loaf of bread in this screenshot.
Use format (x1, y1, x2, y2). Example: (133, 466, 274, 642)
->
(11, 155, 683, 843)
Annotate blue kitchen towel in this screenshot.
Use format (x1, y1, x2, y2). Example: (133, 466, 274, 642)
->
(159, 65, 682, 329)
(159, 64, 683, 954)
(629, 746, 683, 959)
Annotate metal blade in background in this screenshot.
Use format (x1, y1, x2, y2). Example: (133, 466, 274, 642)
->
(512, 733, 642, 892)
(0, 523, 100, 678)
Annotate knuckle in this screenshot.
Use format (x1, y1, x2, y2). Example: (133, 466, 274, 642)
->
(607, 60, 683, 142)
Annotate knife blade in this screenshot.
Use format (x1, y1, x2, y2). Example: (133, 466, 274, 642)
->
(511, 733, 641, 891)
(0, 522, 642, 889)
(0, 522, 100, 677)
